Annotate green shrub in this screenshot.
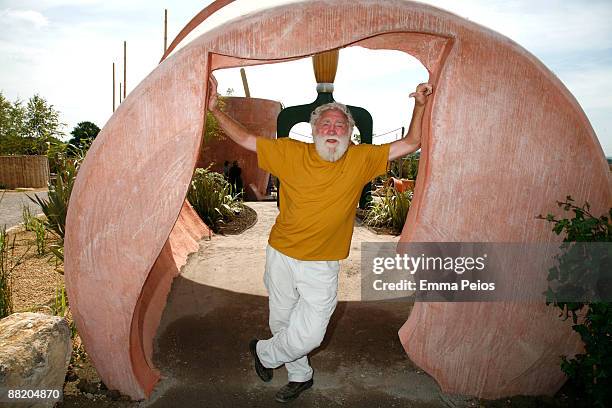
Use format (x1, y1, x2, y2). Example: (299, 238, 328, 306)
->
(0, 225, 14, 318)
(33, 219, 46, 255)
(0, 224, 31, 319)
(22, 205, 38, 231)
(29, 151, 82, 241)
(187, 167, 242, 233)
(364, 187, 411, 235)
(390, 153, 419, 180)
(538, 196, 611, 407)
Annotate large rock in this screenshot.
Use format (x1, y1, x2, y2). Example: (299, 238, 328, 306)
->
(0, 312, 71, 407)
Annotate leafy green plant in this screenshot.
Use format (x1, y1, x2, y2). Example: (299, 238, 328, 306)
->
(33, 219, 46, 255)
(0, 225, 14, 318)
(0, 225, 32, 319)
(29, 150, 83, 241)
(390, 153, 419, 180)
(538, 196, 611, 407)
(204, 97, 227, 143)
(364, 187, 411, 235)
(51, 281, 68, 317)
(67, 121, 99, 153)
(187, 167, 242, 233)
(22, 205, 38, 231)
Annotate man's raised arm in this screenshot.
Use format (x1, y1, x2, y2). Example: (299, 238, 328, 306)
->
(207, 75, 257, 152)
(388, 83, 433, 161)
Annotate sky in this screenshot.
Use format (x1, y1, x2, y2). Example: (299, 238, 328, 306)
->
(0, 0, 610, 153)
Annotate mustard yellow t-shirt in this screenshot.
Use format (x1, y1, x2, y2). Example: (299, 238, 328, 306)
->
(257, 137, 390, 261)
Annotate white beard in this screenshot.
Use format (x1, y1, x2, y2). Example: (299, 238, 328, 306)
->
(313, 134, 350, 162)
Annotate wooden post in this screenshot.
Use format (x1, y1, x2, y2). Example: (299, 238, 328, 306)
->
(164, 9, 168, 53)
(119, 83, 122, 103)
(240, 68, 250, 98)
(398, 126, 405, 177)
(112, 62, 116, 112)
(123, 40, 127, 99)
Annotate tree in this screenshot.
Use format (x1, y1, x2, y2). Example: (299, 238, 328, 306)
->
(0, 92, 12, 136)
(23, 94, 64, 155)
(0, 92, 29, 155)
(68, 121, 100, 152)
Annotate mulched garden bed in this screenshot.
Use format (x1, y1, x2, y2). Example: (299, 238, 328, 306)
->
(217, 203, 257, 235)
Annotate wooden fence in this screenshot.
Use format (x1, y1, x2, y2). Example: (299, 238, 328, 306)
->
(0, 155, 49, 189)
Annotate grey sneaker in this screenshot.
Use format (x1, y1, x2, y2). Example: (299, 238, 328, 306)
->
(249, 339, 273, 382)
(275, 378, 314, 403)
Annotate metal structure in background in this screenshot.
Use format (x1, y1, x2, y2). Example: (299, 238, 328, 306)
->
(276, 49, 374, 208)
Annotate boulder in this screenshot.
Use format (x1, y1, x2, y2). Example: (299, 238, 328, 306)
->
(0, 312, 71, 407)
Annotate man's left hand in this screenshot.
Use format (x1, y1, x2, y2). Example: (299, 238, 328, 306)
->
(410, 83, 433, 106)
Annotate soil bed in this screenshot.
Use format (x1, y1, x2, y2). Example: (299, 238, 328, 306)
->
(217, 203, 257, 235)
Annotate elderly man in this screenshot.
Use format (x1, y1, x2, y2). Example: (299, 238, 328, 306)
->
(208, 76, 432, 402)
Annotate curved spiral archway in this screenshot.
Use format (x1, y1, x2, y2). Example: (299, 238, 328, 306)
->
(64, 0, 611, 400)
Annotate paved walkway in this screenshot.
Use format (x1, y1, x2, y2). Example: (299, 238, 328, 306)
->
(0, 189, 48, 230)
(145, 202, 476, 407)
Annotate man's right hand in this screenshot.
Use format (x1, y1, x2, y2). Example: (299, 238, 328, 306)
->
(205, 73, 258, 153)
(208, 75, 219, 112)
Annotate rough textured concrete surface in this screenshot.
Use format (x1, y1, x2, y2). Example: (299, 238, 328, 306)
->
(0, 313, 71, 407)
(64, 0, 612, 401)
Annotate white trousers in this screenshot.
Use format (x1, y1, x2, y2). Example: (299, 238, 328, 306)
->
(256, 245, 339, 382)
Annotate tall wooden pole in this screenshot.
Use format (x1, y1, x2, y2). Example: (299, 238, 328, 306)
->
(119, 83, 122, 103)
(164, 9, 168, 53)
(123, 40, 127, 99)
(112, 62, 116, 112)
(240, 68, 250, 98)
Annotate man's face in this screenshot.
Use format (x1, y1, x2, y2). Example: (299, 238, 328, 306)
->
(313, 109, 351, 162)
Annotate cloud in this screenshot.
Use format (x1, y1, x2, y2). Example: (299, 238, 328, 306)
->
(0, 9, 49, 28)
(0, 0, 609, 154)
(418, 0, 612, 56)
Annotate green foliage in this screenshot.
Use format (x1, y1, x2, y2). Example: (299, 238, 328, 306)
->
(46, 137, 68, 175)
(0, 93, 29, 155)
(0, 92, 66, 156)
(390, 153, 419, 180)
(33, 220, 46, 255)
(29, 147, 85, 246)
(204, 97, 228, 143)
(0, 225, 15, 318)
(22, 205, 38, 232)
(51, 281, 68, 317)
(68, 121, 99, 153)
(187, 167, 242, 233)
(0, 203, 32, 318)
(22, 205, 46, 255)
(30, 163, 74, 240)
(23, 94, 63, 150)
(538, 196, 612, 407)
(364, 187, 412, 235)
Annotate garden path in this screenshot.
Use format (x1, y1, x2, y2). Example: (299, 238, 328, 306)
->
(0, 189, 48, 230)
(145, 202, 474, 407)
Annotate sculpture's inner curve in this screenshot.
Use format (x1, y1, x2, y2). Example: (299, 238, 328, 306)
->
(130, 35, 449, 395)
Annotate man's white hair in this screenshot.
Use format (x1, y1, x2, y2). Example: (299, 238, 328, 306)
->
(309, 102, 355, 135)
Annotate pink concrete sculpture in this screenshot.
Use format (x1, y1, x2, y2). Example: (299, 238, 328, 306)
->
(64, 0, 612, 400)
(197, 97, 281, 200)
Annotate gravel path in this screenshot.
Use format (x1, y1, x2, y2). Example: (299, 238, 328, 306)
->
(0, 190, 48, 230)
